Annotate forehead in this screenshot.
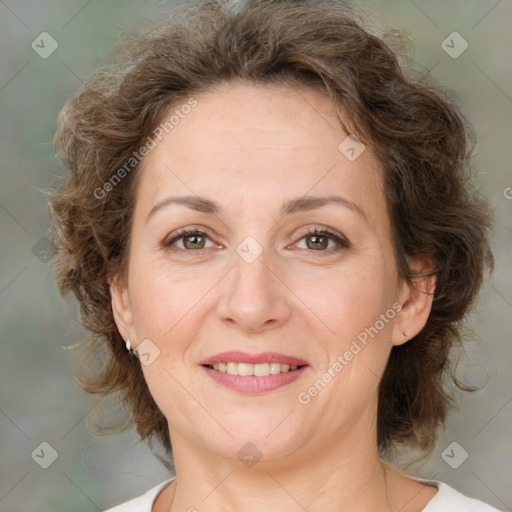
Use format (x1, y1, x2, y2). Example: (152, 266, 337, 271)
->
(134, 82, 386, 222)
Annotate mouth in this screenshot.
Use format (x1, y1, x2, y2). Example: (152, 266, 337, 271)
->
(199, 351, 309, 393)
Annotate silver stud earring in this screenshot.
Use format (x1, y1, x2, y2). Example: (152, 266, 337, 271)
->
(125, 338, 139, 359)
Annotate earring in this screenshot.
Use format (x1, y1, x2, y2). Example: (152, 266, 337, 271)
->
(402, 331, 408, 339)
(125, 338, 139, 359)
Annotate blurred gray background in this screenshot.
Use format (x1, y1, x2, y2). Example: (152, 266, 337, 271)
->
(0, 0, 511, 511)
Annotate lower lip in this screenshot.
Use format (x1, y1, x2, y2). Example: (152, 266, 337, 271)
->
(201, 365, 308, 393)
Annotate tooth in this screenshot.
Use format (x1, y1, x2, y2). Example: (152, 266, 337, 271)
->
(270, 362, 281, 375)
(253, 362, 271, 377)
(227, 362, 238, 375)
(238, 363, 254, 376)
(213, 362, 300, 375)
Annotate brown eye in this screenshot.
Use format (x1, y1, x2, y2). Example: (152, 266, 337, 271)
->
(163, 229, 214, 251)
(181, 233, 206, 249)
(295, 228, 350, 255)
(305, 233, 330, 250)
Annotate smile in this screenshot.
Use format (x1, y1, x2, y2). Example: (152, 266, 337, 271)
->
(204, 362, 302, 376)
(200, 351, 309, 393)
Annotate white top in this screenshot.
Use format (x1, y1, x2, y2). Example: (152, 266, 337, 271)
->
(103, 475, 504, 512)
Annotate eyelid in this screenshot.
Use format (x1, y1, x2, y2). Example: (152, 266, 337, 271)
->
(162, 225, 219, 251)
(292, 225, 349, 247)
(288, 225, 350, 256)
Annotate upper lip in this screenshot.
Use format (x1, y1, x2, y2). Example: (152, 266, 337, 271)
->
(200, 351, 309, 366)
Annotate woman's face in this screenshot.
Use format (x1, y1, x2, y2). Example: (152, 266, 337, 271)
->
(111, 82, 430, 466)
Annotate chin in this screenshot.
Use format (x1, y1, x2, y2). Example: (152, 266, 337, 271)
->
(203, 415, 308, 463)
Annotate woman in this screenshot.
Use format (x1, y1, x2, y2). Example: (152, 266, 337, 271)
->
(49, 0, 500, 510)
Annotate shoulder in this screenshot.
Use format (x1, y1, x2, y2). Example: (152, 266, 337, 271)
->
(414, 477, 504, 512)
(103, 477, 176, 512)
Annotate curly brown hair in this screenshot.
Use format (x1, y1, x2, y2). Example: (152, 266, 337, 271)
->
(49, 0, 493, 468)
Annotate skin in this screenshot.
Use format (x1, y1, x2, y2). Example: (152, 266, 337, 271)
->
(111, 81, 438, 512)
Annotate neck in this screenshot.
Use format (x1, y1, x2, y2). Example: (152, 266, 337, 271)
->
(164, 428, 394, 512)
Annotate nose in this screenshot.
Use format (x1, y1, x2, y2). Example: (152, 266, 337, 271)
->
(216, 248, 293, 334)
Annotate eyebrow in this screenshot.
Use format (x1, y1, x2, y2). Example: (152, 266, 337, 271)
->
(145, 194, 366, 223)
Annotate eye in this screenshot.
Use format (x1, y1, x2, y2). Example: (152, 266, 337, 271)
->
(162, 228, 216, 251)
(293, 227, 350, 255)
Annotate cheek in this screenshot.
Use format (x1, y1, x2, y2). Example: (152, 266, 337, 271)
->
(303, 270, 397, 413)
(297, 263, 397, 341)
(128, 241, 216, 331)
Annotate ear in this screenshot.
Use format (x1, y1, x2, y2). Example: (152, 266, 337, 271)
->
(391, 257, 436, 347)
(110, 276, 137, 347)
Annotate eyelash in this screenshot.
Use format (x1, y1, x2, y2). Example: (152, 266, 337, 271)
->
(162, 226, 350, 256)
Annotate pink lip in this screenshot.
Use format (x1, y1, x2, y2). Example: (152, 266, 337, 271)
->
(199, 351, 309, 366)
(201, 365, 309, 393)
